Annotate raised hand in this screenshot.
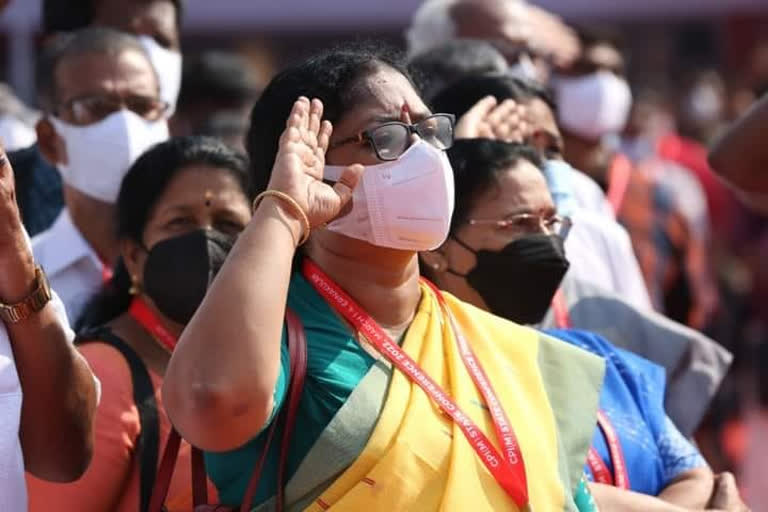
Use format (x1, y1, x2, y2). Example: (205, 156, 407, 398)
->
(0, 143, 37, 302)
(266, 97, 363, 229)
(454, 96, 531, 143)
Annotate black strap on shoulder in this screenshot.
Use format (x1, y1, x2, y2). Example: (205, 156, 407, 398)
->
(77, 327, 159, 512)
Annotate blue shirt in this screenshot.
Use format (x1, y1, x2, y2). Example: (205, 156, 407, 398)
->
(546, 329, 706, 495)
(9, 144, 63, 237)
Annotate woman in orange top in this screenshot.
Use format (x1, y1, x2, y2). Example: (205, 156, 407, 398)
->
(26, 136, 253, 511)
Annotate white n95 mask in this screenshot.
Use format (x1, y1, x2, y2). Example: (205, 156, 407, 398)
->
(553, 70, 632, 141)
(324, 140, 455, 251)
(50, 110, 169, 203)
(139, 36, 182, 115)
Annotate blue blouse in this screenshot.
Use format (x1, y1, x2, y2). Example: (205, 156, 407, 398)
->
(546, 329, 706, 495)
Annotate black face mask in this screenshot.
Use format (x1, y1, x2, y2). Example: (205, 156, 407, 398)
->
(143, 229, 236, 325)
(448, 233, 570, 325)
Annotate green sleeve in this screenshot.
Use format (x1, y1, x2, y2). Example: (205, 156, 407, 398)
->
(574, 475, 599, 512)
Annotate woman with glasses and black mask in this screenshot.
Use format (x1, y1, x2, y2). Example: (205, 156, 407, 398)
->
(421, 138, 749, 512)
(26, 137, 253, 511)
(163, 44, 605, 512)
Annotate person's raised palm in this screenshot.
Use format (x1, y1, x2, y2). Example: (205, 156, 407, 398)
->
(267, 97, 363, 228)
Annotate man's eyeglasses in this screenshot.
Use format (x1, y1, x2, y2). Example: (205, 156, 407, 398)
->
(56, 94, 169, 125)
(467, 213, 572, 239)
(330, 113, 455, 161)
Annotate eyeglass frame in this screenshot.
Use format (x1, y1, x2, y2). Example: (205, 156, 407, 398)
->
(328, 113, 456, 161)
(54, 93, 170, 125)
(466, 213, 573, 239)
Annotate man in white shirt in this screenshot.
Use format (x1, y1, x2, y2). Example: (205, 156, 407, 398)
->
(0, 144, 98, 510)
(32, 28, 169, 323)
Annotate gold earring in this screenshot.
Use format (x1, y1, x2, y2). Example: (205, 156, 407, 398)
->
(129, 276, 141, 295)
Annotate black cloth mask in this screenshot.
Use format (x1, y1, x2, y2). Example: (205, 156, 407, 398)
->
(448, 233, 570, 325)
(143, 229, 236, 324)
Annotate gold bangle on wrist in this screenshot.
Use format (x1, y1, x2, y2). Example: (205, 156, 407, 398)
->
(253, 190, 311, 245)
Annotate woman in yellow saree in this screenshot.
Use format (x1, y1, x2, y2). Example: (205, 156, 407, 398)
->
(163, 44, 604, 512)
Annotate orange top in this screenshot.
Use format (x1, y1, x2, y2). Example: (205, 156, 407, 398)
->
(26, 341, 217, 511)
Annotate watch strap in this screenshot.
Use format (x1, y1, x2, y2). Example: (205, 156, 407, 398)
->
(0, 266, 52, 324)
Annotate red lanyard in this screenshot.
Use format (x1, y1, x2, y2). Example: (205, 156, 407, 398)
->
(303, 260, 529, 508)
(551, 289, 571, 329)
(606, 154, 632, 215)
(550, 292, 630, 489)
(587, 411, 630, 489)
(129, 298, 178, 352)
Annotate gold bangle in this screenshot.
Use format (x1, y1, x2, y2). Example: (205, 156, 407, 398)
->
(253, 190, 311, 245)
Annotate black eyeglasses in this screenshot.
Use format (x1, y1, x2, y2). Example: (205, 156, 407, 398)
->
(330, 113, 455, 161)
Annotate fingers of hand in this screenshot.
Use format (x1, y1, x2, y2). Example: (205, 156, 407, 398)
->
(469, 96, 498, 118)
(286, 97, 309, 130)
(486, 99, 517, 126)
(333, 164, 364, 205)
(318, 120, 333, 152)
(309, 99, 324, 135)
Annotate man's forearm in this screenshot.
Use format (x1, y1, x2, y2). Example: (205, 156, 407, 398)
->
(1, 232, 97, 482)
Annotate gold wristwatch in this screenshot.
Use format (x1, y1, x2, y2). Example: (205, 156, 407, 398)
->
(0, 266, 52, 324)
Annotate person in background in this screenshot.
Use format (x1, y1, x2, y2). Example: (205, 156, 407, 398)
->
(709, 93, 768, 211)
(42, 0, 183, 114)
(10, 0, 183, 237)
(405, 0, 579, 84)
(408, 39, 507, 101)
(0, 143, 98, 511)
(431, 75, 730, 437)
(420, 138, 748, 512)
(32, 28, 170, 323)
(163, 44, 604, 511)
(27, 136, 252, 512)
(171, 50, 261, 148)
(552, 29, 718, 330)
(431, 73, 652, 311)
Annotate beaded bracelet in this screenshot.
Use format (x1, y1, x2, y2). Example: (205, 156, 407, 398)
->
(252, 190, 311, 245)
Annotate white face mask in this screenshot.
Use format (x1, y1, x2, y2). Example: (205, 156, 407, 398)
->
(553, 71, 633, 141)
(138, 36, 182, 115)
(50, 110, 169, 203)
(323, 140, 455, 251)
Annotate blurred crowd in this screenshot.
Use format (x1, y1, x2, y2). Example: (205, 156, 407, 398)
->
(0, 0, 767, 511)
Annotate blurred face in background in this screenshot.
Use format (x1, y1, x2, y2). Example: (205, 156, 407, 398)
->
(37, 47, 169, 205)
(450, 0, 544, 81)
(92, 0, 179, 50)
(92, 0, 182, 114)
(553, 38, 632, 180)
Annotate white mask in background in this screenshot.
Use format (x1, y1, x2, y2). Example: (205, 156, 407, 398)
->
(323, 140, 455, 251)
(683, 83, 723, 125)
(50, 110, 169, 203)
(0, 115, 37, 151)
(542, 159, 579, 218)
(508, 53, 539, 82)
(553, 70, 633, 141)
(138, 36, 182, 115)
